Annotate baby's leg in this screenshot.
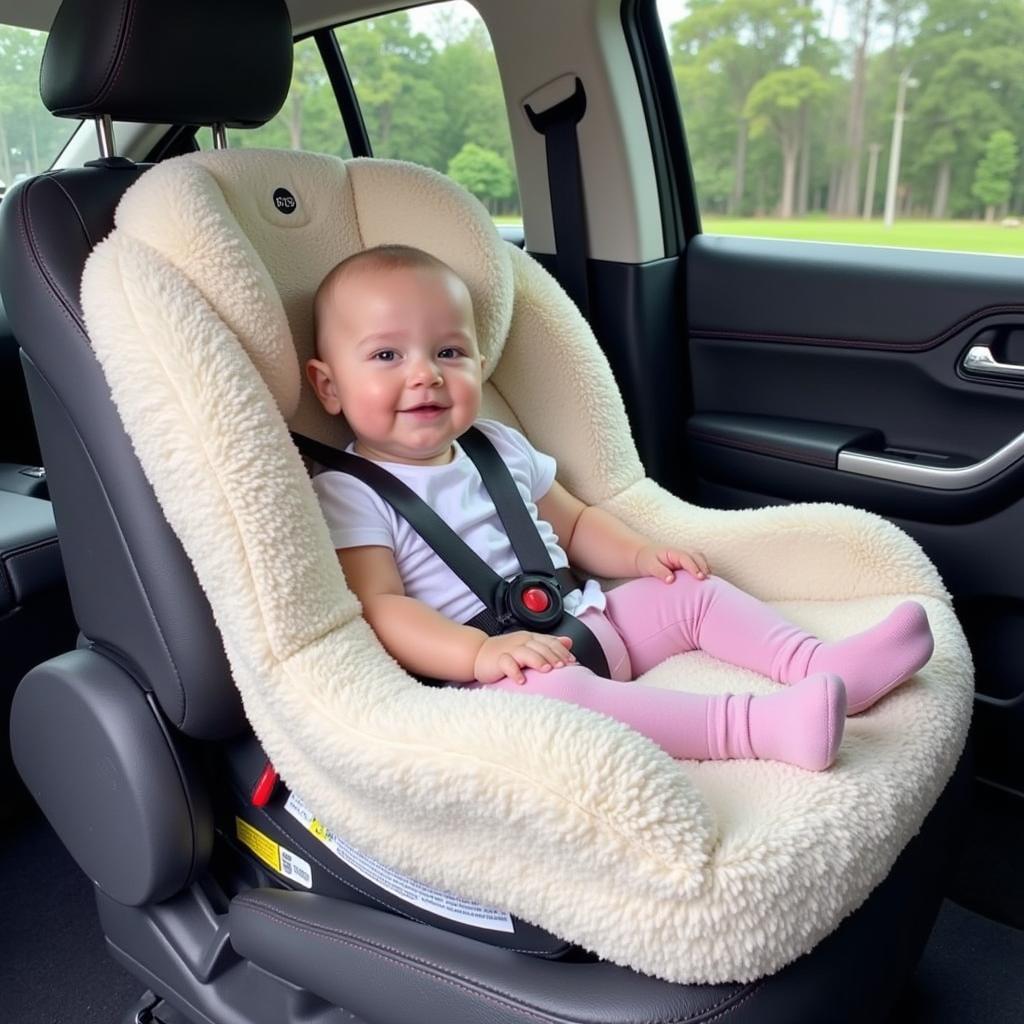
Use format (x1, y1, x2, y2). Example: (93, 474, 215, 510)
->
(475, 667, 846, 771)
(603, 573, 933, 715)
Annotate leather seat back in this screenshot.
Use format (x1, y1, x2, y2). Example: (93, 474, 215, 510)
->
(0, 0, 293, 739)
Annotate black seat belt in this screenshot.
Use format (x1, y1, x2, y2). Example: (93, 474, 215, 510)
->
(294, 429, 609, 678)
(524, 77, 590, 320)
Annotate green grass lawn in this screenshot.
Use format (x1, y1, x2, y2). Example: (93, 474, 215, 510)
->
(701, 217, 1024, 257)
(491, 214, 1024, 257)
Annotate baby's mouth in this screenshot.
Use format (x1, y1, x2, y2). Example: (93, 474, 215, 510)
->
(400, 402, 449, 417)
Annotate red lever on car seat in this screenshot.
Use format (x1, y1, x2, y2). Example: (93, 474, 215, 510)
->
(251, 761, 279, 807)
(522, 587, 551, 613)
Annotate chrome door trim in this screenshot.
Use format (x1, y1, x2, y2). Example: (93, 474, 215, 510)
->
(838, 431, 1024, 490)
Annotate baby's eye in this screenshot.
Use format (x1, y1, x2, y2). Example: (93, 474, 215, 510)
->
(438, 346, 466, 360)
(371, 349, 399, 362)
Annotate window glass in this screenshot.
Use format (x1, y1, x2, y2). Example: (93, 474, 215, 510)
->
(657, 0, 1024, 256)
(0, 26, 78, 192)
(336, 2, 520, 221)
(232, 36, 352, 158)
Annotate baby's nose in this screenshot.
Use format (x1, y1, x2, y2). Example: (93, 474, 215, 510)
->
(410, 358, 443, 384)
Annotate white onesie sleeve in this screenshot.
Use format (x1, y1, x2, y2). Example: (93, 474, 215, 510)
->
(475, 420, 557, 501)
(311, 470, 397, 551)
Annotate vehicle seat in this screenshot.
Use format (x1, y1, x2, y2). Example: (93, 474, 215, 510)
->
(1, 1, 972, 1021)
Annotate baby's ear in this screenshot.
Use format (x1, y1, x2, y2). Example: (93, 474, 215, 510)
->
(306, 358, 342, 415)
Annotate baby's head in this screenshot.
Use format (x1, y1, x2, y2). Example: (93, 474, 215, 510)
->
(307, 244, 484, 465)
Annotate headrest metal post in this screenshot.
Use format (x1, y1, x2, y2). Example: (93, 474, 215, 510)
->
(94, 115, 115, 158)
(212, 123, 228, 150)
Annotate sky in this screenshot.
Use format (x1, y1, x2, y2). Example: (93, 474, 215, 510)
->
(407, 1, 690, 42)
(408, 1, 855, 44)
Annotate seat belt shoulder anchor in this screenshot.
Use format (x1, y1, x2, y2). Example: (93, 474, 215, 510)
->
(524, 75, 586, 132)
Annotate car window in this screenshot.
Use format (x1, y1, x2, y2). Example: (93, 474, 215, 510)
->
(0, 25, 80, 194)
(229, 36, 352, 158)
(336, 2, 520, 223)
(656, 0, 1024, 257)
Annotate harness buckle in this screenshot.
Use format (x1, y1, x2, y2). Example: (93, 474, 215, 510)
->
(497, 573, 564, 630)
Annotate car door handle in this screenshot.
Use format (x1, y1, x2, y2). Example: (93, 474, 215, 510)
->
(961, 345, 1024, 381)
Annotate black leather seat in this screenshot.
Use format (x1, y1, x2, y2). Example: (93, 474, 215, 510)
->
(0, 1, 969, 1021)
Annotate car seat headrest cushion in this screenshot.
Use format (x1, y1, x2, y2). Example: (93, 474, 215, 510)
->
(111, 151, 515, 435)
(41, 0, 292, 127)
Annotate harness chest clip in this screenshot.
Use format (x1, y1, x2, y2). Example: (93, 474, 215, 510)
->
(499, 573, 564, 630)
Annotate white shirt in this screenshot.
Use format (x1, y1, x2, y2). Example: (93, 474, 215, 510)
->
(312, 419, 606, 624)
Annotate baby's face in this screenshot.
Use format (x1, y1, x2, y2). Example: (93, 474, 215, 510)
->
(308, 265, 483, 465)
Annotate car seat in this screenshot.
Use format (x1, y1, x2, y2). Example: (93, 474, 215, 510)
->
(1, 1, 973, 1021)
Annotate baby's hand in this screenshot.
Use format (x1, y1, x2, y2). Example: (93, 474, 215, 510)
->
(473, 632, 575, 685)
(635, 544, 710, 583)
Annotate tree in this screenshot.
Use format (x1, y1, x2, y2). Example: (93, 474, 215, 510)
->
(903, 0, 1024, 218)
(745, 66, 829, 217)
(447, 143, 513, 212)
(832, 0, 875, 216)
(236, 37, 346, 156)
(0, 27, 69, 183)
(336, 14, 447, 169)
(972, 130, 1018, 221)
(430, 21, 515, 172)
(670, 0, 821, 215)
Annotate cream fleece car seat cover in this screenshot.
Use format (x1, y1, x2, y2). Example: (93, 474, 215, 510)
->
(80, 149, 972, 985)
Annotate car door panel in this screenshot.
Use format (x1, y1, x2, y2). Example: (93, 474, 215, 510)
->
(684, 234, 1024, 793)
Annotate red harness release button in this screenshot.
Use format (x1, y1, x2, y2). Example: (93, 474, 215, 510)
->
(251, 761, 279, 807)
(522, 586, 551, 613)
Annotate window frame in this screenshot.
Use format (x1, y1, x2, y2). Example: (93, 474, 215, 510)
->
(620, 0, 701, 254)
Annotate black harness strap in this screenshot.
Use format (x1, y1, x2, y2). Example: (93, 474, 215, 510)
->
(297, 433, 505, 608)
(294, 429, 609, 677)
(458, 427, 556, 576)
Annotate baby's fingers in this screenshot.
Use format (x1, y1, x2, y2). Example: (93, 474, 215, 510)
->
(497, 652, 527, 685)
(524, 637, 574, 669)
(666, 549, 707, 580)
(541, 635, 577, 666)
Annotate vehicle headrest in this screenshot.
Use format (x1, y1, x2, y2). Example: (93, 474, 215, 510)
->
(41, 0, 293, 127)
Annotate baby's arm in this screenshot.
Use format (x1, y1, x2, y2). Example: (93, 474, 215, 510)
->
(338, 546, 575, 683)
(537, 481, 709, 582)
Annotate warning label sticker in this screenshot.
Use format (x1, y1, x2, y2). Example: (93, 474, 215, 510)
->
(284, 793, 514, 933)
(235, 817, 312, 889)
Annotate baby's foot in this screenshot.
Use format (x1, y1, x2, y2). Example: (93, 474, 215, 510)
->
(747, 673, 846, 772)
(807, 601, 933, 715)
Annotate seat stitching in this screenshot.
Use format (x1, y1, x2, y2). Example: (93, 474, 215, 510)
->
(11, 229, 189, 728)
(687, 429, 833, 468)
(53, 0, 130, 114)
(48, 174, 96, 248)
(697, 981, 768, 1022)
(234, 896, 757, 1023)
(93, 0, 137, 109)
(18, 181, 86, 334)
(691, 301, 1024, 353)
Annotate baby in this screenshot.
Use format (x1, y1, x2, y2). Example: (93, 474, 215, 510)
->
(307, 244, 934, 772)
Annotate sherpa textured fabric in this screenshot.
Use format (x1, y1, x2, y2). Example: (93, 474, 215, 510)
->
(80, 150, 973, 984)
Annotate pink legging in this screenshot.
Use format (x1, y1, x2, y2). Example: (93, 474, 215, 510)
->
(467, 571, 829, 759)
(464, 572, 933, 763)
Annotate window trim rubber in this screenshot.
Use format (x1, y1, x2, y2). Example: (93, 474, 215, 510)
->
(312, 28, 372, 158)
(620, 0, 701, 252)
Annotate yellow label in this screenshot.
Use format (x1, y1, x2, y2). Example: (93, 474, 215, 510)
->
(236, 817, 281, 872)
(310, 817, 328, 843)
